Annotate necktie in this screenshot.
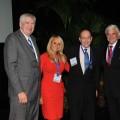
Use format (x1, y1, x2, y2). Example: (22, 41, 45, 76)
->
(84, 49, 89, 71)
(28, 37, 35, 53)
(107, 45, 113, 65)
(28, 37, 38, 62)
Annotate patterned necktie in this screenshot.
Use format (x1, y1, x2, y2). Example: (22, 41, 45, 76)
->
(28, 37, 38, 62)
(28, 37, 35, 53)
(84, 49, 89, 71)
(107, 45, 113, 65)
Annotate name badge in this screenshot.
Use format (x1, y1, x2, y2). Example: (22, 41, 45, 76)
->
(70, 57, 77, 66)
(53, 73, 62, 83)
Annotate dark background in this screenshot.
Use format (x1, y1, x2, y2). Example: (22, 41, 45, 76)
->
(95, 0, 120, 23)
(12, 0, 120, 31)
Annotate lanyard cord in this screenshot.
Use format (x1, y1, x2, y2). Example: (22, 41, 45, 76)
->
(54, 58, 60, 73)
(81, 46, 92, 65)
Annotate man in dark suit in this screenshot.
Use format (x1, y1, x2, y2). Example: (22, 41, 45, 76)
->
(100, 24, 120, 120)
(4, 13, 41, 120)
(66, 29, 99, 120)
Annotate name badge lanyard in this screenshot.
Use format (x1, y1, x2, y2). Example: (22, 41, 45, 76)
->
(55, 59, 60, 76)
(81, 46, 93, 68)
(107, 45, 115, 63)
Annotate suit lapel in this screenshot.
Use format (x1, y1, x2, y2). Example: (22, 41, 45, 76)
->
(30, 36, 40, 64)
(85, 46, 94, 73)
(111, 40, 120, 64)
(103, 40, 120, 67)
(17, 30, 39, 64)
(77, 45, 84, 74)
(90, 46, 93, 64)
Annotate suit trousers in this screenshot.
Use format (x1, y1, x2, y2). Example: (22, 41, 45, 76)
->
(106, 93, 120, 120)
(68, 94, 96, 120)
(9, 96, 39, 120)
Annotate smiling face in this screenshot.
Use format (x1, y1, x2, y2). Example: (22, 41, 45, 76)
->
(106, 28, 119, 45)
(79, 30, 92, 48)
(50, 37, 62, 54)
(20, 16, 35, 36)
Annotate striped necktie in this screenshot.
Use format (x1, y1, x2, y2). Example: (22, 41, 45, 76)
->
(107, 45, 113, 65)
(28, 37, 34, 53)
(27, 37, 38, 62)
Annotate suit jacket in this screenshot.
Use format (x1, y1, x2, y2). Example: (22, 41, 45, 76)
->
(4, 29, 41, 101)
(101, 40, 120, 98)
(66, 44, 99, 100)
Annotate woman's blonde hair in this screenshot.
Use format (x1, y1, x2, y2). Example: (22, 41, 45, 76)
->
(47, 35, 66, 62)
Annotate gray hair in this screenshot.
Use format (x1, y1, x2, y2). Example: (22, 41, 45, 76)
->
(105, 24, 120, 38)
(19, 13, 36, 23)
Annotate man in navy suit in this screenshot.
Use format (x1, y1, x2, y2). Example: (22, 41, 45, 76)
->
(4, 13, 41, 120)
(66, 29, 99, 120)
(100, 24, 120, 120)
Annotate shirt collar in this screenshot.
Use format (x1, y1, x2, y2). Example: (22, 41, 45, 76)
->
(108, 41, 117, 49)
(20, 29, 29, 40)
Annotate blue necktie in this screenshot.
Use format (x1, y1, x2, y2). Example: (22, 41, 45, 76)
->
(28, 37, 34, 53)
(28, 37, 38, 62)
(84, 49, 89, 71)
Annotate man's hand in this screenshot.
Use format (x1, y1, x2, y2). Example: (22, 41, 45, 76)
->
(96, 90, 98, 97)
(40, 97, 43, 105)
(18, 92, 27, 104)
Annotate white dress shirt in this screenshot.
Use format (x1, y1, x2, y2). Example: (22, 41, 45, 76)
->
(20, 29, 38, 62)
(80, 45, 90, 74)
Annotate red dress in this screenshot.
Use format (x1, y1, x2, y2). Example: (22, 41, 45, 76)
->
(40, 52, 70, 119)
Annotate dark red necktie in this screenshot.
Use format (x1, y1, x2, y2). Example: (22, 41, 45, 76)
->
(107, 46, 113, 65)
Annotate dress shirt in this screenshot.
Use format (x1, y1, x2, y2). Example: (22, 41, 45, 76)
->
(20, 29, 38, 62)
(80, 45, 90, 74)
(106, 41, 117, 62)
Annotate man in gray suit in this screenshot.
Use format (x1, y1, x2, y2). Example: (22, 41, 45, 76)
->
(4, 13, 41, 120)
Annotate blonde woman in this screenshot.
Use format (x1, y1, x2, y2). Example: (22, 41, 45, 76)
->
(40, 35, 70, 120)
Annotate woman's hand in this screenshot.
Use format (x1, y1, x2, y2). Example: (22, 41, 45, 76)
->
(40, 97, 43, 105)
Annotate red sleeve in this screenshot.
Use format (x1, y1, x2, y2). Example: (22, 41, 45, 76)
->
(40, 53, 46, 72)
(65, 61, 70, 72)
